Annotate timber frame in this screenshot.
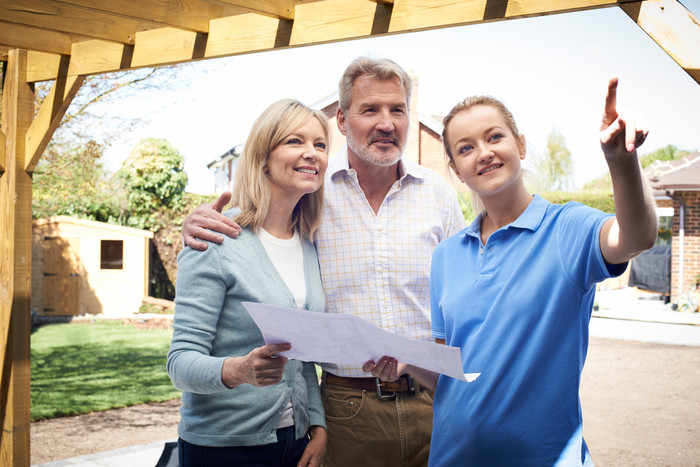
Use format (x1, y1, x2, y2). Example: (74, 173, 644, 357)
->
(1, 0, 699, 465)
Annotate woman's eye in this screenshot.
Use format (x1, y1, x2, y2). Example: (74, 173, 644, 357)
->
(315, 142, 327, 150)
(490, 133, 503, 142)
(458, 145, 473, 154)
(286, 137, 302, 145)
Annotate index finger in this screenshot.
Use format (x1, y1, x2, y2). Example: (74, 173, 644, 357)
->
(602, 76, 619, 127)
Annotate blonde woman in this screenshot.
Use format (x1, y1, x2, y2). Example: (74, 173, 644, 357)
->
(168, 99, 330, 467)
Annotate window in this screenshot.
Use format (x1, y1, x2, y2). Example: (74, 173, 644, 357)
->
(101, 240, 123, 269)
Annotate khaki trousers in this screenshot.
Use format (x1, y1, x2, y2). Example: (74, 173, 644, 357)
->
(320, 373, 433, 467)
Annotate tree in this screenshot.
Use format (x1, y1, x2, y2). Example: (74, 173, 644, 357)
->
(32, 140, 126, 221)
(534, 129, 574, 191)
(639, 144, 690, 168)
(117, 138, 188, 230)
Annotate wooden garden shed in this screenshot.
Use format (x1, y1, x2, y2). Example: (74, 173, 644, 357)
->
(31, 216, 153, 319)
(1, 1, 699, 465)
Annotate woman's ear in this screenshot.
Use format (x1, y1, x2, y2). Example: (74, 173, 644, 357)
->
(449, 160, 465, 184)
(518, 134, 527, 159)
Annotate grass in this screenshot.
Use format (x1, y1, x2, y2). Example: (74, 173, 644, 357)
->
(31, 321, 180, 421)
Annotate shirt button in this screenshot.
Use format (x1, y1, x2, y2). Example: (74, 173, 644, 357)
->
(479, 248, 484, 254)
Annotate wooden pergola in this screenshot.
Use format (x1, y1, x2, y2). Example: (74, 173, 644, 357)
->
(1, 0, 698, 464)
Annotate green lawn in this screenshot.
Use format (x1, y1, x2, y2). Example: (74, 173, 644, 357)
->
(31, 321, 180, 421)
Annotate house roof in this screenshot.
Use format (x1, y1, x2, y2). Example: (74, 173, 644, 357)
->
(647, 153, 700, 193)
(33, 216, 154, 238)
(207, 92, 447, 168)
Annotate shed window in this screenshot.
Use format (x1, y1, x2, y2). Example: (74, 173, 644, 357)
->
(101, 240, 123, 269)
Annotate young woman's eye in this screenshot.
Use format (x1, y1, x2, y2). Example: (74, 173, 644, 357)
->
(458, 144, 473, 154)
(286, 137, 302, 145)
(314, 141, 327, 150)
(489, 133, 503, 142)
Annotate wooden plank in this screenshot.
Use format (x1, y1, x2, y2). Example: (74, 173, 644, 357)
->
(25, 69, 84, 172)
(0, 47, 34, 467)
(131, 27, 204, 67)
(56, 0, 249, 32)
(0, 130, 5, 173)
(67, 39, 129, 76)
(290, 0, 386, 45)
(205, 13, 288, 57)
(0, 20, 73, 55)
(26, 51, 62, 83)
(388, 0, 620, 32)
(0, 0, 160, 44)
(215, 0, 315, 20)
(621, 0, 700, 84)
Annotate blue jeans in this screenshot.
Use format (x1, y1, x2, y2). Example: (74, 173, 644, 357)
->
(178, 426, 309, 467)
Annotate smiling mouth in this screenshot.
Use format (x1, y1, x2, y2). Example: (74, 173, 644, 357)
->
(478, 164, 502, 176)
(296, 168, 318, 175)
(369, 135, 398, 146)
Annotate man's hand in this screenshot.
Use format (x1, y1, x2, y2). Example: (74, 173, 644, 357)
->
(182, 191, 242, 250)
(600, 77, 648, 158)
(362, 357, 406, 382)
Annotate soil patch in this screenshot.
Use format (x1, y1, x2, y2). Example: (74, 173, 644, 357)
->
(31, 337, 700, 465)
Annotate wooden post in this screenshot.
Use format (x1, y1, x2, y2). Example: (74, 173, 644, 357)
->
(0, 48, 34, 467)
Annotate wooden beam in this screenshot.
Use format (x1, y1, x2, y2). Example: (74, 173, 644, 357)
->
(131, 27, 205, 67)
(215, 0, 310, 20)
(27, 51, 63, 83)
(0, 0, 160, 45)
(25, 67, 84, 172)
(56, 0, 250, 33)
(205, 13, 290, 57)
(0, 130, 5, 173)
(0, 47, 33, 467)
(0, 20, 74, 55)
(290, 0, 390, 45)
(67, 40, 130, 77)
(621, 0, 700, 84)
(388, 0, 621, 32)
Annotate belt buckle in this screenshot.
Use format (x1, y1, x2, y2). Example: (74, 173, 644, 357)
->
(375, 378, 396, 399)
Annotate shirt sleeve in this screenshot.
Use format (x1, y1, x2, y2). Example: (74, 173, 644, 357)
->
(166, 245, 230, 394)
(557, 202, 627, 290)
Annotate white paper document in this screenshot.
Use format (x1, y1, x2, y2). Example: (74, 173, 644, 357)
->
(242, 301, 480, 382)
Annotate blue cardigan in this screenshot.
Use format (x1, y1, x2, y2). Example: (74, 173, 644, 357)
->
(167, 209, 326, 447)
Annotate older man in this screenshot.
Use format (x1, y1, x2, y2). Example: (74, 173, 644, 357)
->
(183, 57, 467, 467)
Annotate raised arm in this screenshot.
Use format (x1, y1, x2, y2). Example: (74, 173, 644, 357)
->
(598, 77, 658, 265)
(183, 191, 242, 250)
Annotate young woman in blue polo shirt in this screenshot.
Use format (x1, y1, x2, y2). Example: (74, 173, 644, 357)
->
(365, 77, 657, 466)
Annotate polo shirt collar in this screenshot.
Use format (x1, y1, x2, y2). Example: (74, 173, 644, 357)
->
(465, 194, 547, 238)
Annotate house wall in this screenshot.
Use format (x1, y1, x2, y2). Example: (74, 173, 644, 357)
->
(32, 219, 152, 318)
(418, 125, 463, 192)
(671, 191, 700, 299)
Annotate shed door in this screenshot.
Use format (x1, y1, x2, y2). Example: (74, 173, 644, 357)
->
(43, 237, 80, 315)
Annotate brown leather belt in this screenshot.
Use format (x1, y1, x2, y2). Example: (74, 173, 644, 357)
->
(324, 372, 419, 398)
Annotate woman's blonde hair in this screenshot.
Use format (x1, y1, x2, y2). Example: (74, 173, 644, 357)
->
(441, 95, 522, 215)
(232, 99, 331, 240)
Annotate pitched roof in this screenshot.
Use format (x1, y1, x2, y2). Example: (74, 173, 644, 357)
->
(646, 153, 700, 192)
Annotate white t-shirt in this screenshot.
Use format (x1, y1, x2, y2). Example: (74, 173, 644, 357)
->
(258, 227, 306, 429)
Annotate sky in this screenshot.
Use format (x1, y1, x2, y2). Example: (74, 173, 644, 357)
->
(101, 2, 700, 194)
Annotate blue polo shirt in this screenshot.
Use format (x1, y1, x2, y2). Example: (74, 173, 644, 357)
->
(429, 195, 626, 467)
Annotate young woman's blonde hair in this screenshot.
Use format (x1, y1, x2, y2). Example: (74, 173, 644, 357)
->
(441, 95, 523, 215)
(232, 99, 331, 241)
(338, 56, 413, 113)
